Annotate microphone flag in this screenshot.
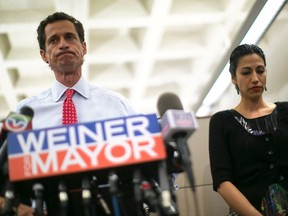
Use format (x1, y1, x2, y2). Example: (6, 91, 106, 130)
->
(7, 113, 166, 181)
(161, 109, 198, 141)
(2, 112, 32, 132)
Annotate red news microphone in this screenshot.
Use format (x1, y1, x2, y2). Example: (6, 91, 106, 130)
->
(157, 92, 198, 192)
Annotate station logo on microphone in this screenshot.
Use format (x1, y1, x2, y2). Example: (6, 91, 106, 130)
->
(7, 114, 166, 181)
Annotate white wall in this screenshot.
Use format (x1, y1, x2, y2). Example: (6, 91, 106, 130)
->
(173, 117, 229, 216)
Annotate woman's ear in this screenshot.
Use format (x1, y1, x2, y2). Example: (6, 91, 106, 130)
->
(231, 75, 237, 85)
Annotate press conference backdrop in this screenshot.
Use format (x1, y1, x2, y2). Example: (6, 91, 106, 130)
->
(170, 116, 228, 216)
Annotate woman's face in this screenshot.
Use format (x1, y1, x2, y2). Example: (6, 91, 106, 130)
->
(232, 53, 266, 100)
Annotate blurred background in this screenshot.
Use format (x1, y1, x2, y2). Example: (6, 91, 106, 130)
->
(0, 0, 288, 119)
(1, 1, 288, 215)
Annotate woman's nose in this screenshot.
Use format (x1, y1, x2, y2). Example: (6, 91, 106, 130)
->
(251, 71, 259, 83)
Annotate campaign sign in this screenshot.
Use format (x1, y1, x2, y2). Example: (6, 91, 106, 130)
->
(7, 114, 166, 181)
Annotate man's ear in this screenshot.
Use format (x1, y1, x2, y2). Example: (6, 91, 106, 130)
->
(40, 49, 48, 63)
(82, 42, 87, 55)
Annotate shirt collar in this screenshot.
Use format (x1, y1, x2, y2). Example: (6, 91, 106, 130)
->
(52, 76, 90, 102)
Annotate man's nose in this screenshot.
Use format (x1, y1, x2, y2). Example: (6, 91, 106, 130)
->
(59, 38, 69, 49)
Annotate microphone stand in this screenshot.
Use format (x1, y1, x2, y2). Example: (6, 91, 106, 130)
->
(0, 161, 15, 216)
(157, 161, 179, 216)
(108, 172, 121, 216)
(175, 135, 200, 216)
(82, 177, 92, 216)
(58, 181, 68, 216)
(33, 183, 44, 216)
(132, 169, 146, 216)
(91, 176, 111, 215)
(140, 180, 159, 215)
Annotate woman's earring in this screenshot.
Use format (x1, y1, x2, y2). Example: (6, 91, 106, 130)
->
(235, 85, 239, 95)
(264, 86, 267, 91)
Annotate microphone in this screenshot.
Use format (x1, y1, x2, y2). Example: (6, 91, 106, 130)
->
(33, 183, 44, 216)
(91, 176, 112, 215)
(157, 92, 198, 191)
(0, 106, 33, 148)
(2, 177, 15, 215)
(0, 122, 6, 148)
(82, 177, 92, 216)
(108, 172, 122, 216)
(0, 106, 34, 169)
(0, 106, 34, 207)
(17, 106, 34, 130)
(58, 181, 69, 216)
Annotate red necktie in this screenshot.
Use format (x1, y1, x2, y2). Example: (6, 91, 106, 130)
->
(62, 89, 78, 125)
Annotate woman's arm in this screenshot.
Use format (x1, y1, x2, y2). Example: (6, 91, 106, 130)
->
(217, 181, 262, 216)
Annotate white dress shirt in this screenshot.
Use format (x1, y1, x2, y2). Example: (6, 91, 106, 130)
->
(16, 76, 136, 129)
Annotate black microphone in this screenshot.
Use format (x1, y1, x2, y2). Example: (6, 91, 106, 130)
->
(58, 181, 69, 216)
(108, 172, 121, 216)
(132, 169, 147, 216)
(0, 106, 34, 212)
(33, 183, 44, 216)
(91, 176, 112, 215)
(157, 93, 198, 191)
(157, 93, 201, 216)
(82, 177, 92, 216)
(2, 171, 15, 215)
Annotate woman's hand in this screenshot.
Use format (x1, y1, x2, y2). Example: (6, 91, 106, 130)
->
(217, 181, 262, 216)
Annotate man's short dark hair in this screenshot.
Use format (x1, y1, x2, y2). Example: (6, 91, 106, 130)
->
(37, 12, 85, 50)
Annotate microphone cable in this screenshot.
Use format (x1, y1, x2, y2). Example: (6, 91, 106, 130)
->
(108, 172, 121, 216)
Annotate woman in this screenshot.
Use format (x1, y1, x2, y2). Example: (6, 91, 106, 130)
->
(209, 44, 288, 215)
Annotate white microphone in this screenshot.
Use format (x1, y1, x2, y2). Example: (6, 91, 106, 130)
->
(157, 93, 198, 142)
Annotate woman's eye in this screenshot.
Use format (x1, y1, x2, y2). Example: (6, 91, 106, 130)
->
(257, 68, 265, 74)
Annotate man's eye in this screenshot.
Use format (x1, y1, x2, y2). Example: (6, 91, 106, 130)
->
(242, 71, 250, 75)
(66, 35, 74, 40)
(49, 38, 58, 44)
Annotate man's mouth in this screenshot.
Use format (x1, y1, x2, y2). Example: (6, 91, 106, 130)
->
(57, 51, 74, 57)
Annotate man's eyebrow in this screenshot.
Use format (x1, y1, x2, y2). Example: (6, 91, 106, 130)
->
(47, 33, 58, 39)
(65, 32, 77, 36)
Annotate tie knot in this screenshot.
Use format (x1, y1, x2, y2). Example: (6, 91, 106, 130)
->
(66, 89, 75, 98)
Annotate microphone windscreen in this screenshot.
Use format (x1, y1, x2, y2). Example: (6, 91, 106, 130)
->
(20, 106, 34, 117)
(157, 92, 184, 117)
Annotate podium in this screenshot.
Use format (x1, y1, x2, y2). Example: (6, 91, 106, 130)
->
(1, 114, 178, 216)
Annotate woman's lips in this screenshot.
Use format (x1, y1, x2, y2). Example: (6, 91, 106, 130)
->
(249, 86, 262, 91)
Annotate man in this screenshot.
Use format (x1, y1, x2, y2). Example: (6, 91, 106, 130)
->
(11, 12, 148, 216)
(18, 12, 135, 129)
